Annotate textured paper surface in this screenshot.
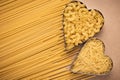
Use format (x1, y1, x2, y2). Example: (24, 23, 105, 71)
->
(81, 0, 120, 80)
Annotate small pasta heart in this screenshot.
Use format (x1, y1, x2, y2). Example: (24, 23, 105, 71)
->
(71, 38, 113, 75)
(63, 1, 104, 50)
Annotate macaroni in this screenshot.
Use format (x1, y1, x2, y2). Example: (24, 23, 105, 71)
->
(63, 1, 104, 50)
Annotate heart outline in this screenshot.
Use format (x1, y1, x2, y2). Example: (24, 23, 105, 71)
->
(62, 0, 104, 50)
(70, 38, 113, 75)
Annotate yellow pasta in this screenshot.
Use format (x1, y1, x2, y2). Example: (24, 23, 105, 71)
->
(71, 38, 113, 75)
(63, 1, 104, 50)
(0, 0, 94, 80)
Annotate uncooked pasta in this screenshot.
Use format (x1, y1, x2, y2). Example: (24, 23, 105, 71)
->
(0, 0, 94, 80)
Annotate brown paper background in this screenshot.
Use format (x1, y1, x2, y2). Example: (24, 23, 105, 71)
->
(80, 0, 120, 80)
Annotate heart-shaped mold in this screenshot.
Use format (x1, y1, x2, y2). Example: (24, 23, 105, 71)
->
(63, 1, 104, 50)
(71, 38, 113, 75)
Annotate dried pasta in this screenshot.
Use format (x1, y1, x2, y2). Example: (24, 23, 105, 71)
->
(0, 0, 93, 80)
(71, 38, 113, 75)
(63, 1, 104, 50)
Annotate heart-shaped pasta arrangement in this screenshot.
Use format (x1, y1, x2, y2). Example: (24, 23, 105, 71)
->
(62, 0, 113, 76)
(71, 38, 113, 75)
(63, 1, 104, 50)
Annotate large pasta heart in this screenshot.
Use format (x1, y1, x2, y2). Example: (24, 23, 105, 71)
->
(63, 1, 104, 50)
(71, 38, 113, 75)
